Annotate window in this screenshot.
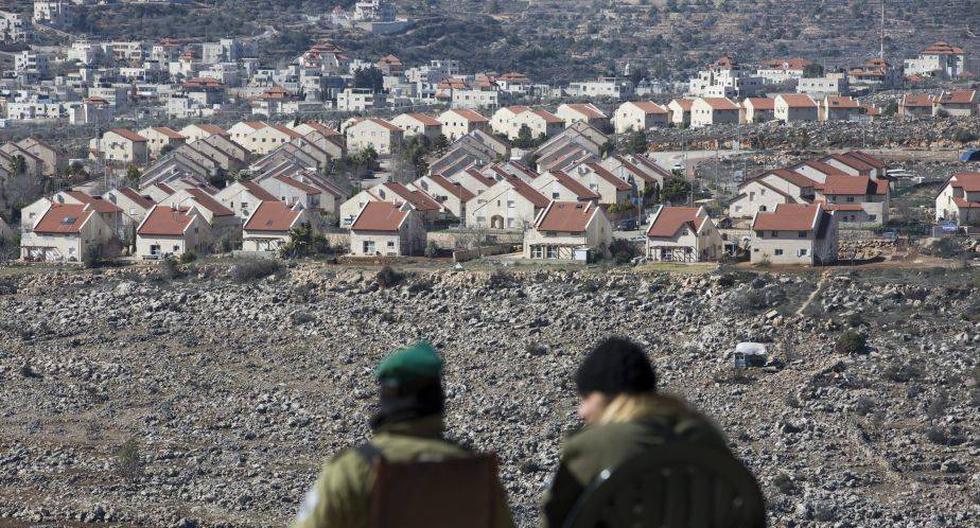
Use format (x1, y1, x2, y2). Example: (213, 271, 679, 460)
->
(173, 245, 180, 251)
(759, 206, 767, 212)
(552, 192, 559, 199)
(531, 246, 543, 259)
(363, 240, 375, 253)
(798, 248, 808, 257)
(798, 231, 806, 238)
(507, 200, 515, 208)
(846, 196, 854, 203)
(507, 218, 514, 228)
(770, 231, 777, 237)
(546, 246, 558, 259)
(774, 249, 784, 256)
(387, 241, 395, 248)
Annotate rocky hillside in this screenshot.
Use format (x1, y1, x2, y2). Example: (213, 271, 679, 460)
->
(0, 263, 977, 527)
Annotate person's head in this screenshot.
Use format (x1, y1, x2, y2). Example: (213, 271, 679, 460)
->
(371, 341, 445, 429)
(574, 336, 656, 425)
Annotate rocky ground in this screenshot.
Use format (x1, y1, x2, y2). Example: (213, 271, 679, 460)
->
(0, 261, 978, 527)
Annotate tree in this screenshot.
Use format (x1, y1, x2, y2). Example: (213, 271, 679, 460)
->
(599, 140, 616, 158)
(125, 165, 141, 188)
(353, 66, 384, 93)
(802, 63, 824, 78)
(661, 176, 691, 204)
(12, 156, 26, 177)
(279, 222, 329, 258)
(625, 130, 648, 154)
(514, 124, 534, 149)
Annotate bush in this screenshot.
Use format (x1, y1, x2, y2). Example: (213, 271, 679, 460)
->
(487, 269, 514, 289)
(83, 245, 103, 268)
(159, 256, 181, 281)
(884, 362, 923, 383)
(953, 128, 979, 143)
(772, 473, 796, 495)
(424, 241, 440, 258)
(115, 437, 144, 481)
(608, 238, 640, 264)
(375, 265, 404, 288)
(179, 251, 197, 264)
(231, 259, 282, 283)
(834, 330, 867, 354)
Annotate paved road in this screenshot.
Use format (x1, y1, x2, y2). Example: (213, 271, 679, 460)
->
(648, 149, 752, 177)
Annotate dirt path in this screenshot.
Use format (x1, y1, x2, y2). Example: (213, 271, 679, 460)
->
(795, 272, 828, 316)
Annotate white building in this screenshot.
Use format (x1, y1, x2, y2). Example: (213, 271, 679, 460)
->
(904, 41, 967, 79)
(688, 56, 764, 99)
(523, 201, 612, 261)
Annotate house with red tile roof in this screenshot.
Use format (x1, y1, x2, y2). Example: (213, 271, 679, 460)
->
(667, 98, 695, 127)
(729, 176, 803, 220)
(258, 174, 324, 212)
(215, 180, 278, 219)
(645, 206, 722, 263)
(567, 161, 634, 206)
(178, 124, 226, 143)
(533, 170, 602, 204)
(936, 172, 980, 226)
(165, 187, 241, 242)
(436, 108, 489, 141)
(20, 203, 116, 262)
(490, 106, 531, 136)
(105, 187, 156, 226)
(690, 97, 740, 128)
(98, 128, 148, 165)
(411, 174, 475, 221)
(135, 205, 212, 259)
(600, 155, 667, 196)
(449, 168, 497, 197)
(933, 90, 977, 117)
(556, 103, 610, 130)
(506, 109, 565, 140)
(820, 153, 877, 178)
(523, 201, 612, 261)
(349, 201, 426, 256)
(750, 204, 837, 265)
(904, 41, 966, 79)
(465, 174, 549, 230)
(757, 169, 818, 200)
(138, 127, 186, 158)
(613, 101, 668, 134)
(742, 98, 775, 123)
(815, 174, 889, 225)
(50, 189, 125, 238)
(774, 94, 818, 122)
(390, 113, 443, 142)
(899, 93, 936, 119)
(242, 201, 314, 252)
(819, 96, 862, 122)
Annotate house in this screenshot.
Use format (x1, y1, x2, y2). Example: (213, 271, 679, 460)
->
(141, 182, 178, 203)
(750, 204, 837, 265)
(533, 170, 601, 204)
(566, 161, 634, 206)
(904, 41, 966, 79)
(135, 205, 212, 259)
(412, 174, 474, 221)
(820, 153, 875, 178)
(104, 187, 156, 229)
(349, 201, 426, 256)
(242, 200, 312, 252)
(613, 101, 669, 134)
(99, 128, 148, 165)
(490, 106, 531, 137)
(667, 99, 695, 127)
(437, 109, 490, 141)
(165, 187, 241, 242)
(728, 178, 802, 219)
(138, 127, 186, 158)
(556, 103, 610, 130)
(466, 175, 549, 230)
(933, 90, 977, 117)
(690, 97, 740, 128)
(899, 93, 936, 119)
(797, 75, 850, 98)
(508, 109, 565, 140)
(390, 113, 443, 142)
(687, 55, 764, 99)
(258, 175, 323, 211)
(790, 159, 849, 184)
(53, 190, 125, 238)
(233, 122, 303, 156)
(645, 206, 723, 263)
(756, 168, 817, 200)
(215, 179, 278, 219)
(523, 201, 612, 260)
(179, 124, 226, 143)
(14, 137, 64, 177)
(814, 174, 889, 225)
(345, 117, 404, 156)
(339, 182, 442, 226)
(449, 168, 497, 196)
(935, 172, 980, 226)
(742, 98, 775, 123)
(774, 94, 819, 122)
(820, 96, 862, 122)
(19, 203, 115, 262)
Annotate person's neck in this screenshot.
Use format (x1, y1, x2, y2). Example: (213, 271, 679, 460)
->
(375, 414, 444, 438)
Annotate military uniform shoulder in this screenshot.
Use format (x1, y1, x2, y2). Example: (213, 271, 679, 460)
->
(563, 422, 638, 453)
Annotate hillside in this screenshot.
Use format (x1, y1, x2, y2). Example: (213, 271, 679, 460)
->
(0, 263, 976, 526)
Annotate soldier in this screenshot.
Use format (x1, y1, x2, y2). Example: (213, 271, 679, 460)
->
(542, 336, 733, 527)
(292, 341, 515, 528)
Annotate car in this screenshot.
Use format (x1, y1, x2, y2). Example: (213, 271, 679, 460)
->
(617, 218, 638, 231)
(672, 162, 684, 171)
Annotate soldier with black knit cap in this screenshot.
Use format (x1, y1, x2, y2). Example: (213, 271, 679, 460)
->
(541, 336, 732, 527)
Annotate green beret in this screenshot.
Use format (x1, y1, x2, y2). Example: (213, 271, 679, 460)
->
(374, 341, 443, 383)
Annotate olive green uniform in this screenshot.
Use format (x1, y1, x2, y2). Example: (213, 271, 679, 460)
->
(292, 415, 516, 528)
(542, 398, 731, 527)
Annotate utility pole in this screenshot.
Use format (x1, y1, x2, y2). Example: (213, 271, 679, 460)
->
(879, 0, 885, 61)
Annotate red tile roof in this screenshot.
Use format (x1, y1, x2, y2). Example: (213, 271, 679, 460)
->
(33, 204, 93, 234)
(752, 204, 823, 231)
(777, 94, 817, 108)
(535, 201, 600, 233)
(825, 153, 874, 173)
(792, 159, 848, 178)
(630, 101, 668, 114)
(901, 94, 934, 107)
(446, 109, 489, 123)
(117, 187, 156, 209)
(241, 180, 277, 201)
(744, 97, 775, 110)
(563, 103, 607, 119)
(184, 188, 234, 216)
(65, 190, 123, 214)
(824, 96, 860, 109)
(763, 168, 816, 189)
(504, 175, 550, 208)
(271, 124, 303, 139)
(109, 128, 146, 142)
(551, 170, 601, 200)
(647, 206, 707, 238)
(671, 99, 695, 111)
(138, 206, 195, 236)
(426, 174, 475, 202)
(404, 113, 442, 127)
(462, 168, 497, 188)
(350, 201, 408, 232)
(700, 97, 740, 111)
(585, 162, 632, 191)
(923, 41, 965, 55)
(151, 127, 186, 140)
(532, 109, 564, 123)
(844, 151, 886, 170)
(302, 121, 341, 136)
(949, 172, 980, 193)
(244, 201, 303, 233)
(384, 182, 440, 211)
(937, 90, 977, 105)
(818, 174, 876, 195)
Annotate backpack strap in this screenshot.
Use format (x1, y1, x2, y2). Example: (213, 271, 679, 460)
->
(355, 442, 386, 466)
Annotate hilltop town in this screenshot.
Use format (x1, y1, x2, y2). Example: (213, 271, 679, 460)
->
(0, 1, 978, 527)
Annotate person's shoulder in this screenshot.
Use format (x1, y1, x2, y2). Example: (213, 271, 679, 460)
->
(563, 422, 638, 454)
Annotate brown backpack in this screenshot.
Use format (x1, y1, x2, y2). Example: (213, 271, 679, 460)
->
(359, 443, 501, 528)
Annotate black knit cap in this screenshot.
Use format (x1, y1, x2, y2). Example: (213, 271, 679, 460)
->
(575, 336, 656, 396)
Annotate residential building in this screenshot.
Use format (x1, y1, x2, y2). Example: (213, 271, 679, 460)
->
(98, 128, 149, 166)
(756, 58, 811, 84)
(490, 106, 530, 137)
(933, 90, 978, 117)
(179, 124, 226, 143)
(687, 56, 764, 99)
(523, 201, 612, 261)
(556, 103, 610, 130)
(509, 109, 564, 140)
(645, 206, 723, 263)
(258, 175, 323, 211)
(0, 11, 29, 43)
(135, 205, 212, 259)
(336, 88, 377, 112)
(797, 74, 849, 98)
(104, 187, 156, 228)
(349, 201, 426, 257)
(613, 101, 669, 133)
(936, 172, 980, 226)
(215, 180, 277, 219)
(14, 137, 63, 177)
(565, 162, 633, 206)
(465, 175, 549, 230)
(814, 174, 889, 225)
(165, 187, 240, 243)
(750, 204, 837, 265)
(820, 96, 862, 122)
(532, 170, 601, 204)
(138, 127, 186, 158)
(904, 41, 966, 79)
(899, 93, 936, 119)
(411, 174, 474, 221)
(390, 113, 443, 142)
(437, 109, 489, 141)
(848, 58, 902, 89)
(690, 97, 740, 128)
(742, 98, 775, 123)
(667, 99, 695, 127)
(345, 117, 404, 156)
(774, 94, 818, 123)
(20, 203, 115, 262)
(566, 77, 635, 101)
(242, 201, 312, 252)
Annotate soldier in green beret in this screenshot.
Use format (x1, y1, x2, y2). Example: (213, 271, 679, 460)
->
(291, 341, 515, 528)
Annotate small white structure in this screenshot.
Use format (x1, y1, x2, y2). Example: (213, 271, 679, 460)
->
(613, 101, 669, 134)
(135, 205, 213, 259)
(645, 206, 722, 263)
(935, 172, 980, 226)
(242, 201, 312, 252)
(523, 201, 612, 261)
(750, 204, 837, 266)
